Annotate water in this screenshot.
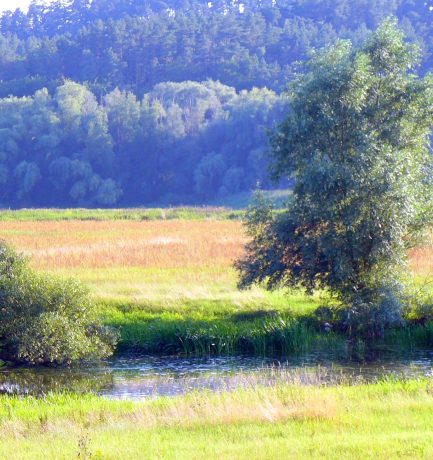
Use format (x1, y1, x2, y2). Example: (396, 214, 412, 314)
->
(1, 348, 433, 399)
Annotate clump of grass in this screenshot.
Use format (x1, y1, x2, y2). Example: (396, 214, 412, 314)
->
(109, 312, 323, 356)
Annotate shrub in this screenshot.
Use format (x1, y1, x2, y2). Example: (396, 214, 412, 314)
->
(0, 240, 118, 365)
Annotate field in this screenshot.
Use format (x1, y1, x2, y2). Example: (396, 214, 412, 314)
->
(1, 211, 433, 353)
(1, 380, 433, 459)
(0, 215, 329, 355)
(2, 209, 433, 459)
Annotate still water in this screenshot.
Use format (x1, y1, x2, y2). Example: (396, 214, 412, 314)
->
(1, 348, 433, 399)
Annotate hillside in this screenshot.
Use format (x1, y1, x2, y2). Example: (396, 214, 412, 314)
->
(0, 0, 431, 206)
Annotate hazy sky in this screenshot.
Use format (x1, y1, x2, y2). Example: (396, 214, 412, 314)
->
(1, 1, 34, 12)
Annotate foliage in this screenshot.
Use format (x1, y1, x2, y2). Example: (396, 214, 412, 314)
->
(0, 81, 286, 207)
(0, 1, 432, 206)
(0, 0, 432, 96)
(237, 21, 433, 338)
(0, 240, 118, 364)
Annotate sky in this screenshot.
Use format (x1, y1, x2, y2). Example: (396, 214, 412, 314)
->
(0, 1, 35, 13)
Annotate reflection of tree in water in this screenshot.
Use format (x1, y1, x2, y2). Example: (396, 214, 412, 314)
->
(0, 366, 115, 396)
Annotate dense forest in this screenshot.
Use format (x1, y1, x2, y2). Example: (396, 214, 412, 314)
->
(0, 0, 432, 206)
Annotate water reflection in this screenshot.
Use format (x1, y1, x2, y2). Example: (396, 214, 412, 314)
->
(1, 348, 433, 399)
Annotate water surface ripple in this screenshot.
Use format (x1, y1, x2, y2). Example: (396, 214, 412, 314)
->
(1, 348, 433, 399)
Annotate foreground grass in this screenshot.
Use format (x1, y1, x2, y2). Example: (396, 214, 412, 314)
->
(1, 380, 433, 459)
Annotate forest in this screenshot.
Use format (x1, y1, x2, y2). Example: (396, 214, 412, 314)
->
(0, 0, 432, 206)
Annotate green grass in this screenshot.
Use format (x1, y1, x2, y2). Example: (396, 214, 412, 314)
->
(67, 266, 329, 353)
(1, 379, 433, 459)
(0, 189, 292, 221)
(49, 266, 433, 355)
(209, 188, 292, 209)
(0, 207, 243, 222)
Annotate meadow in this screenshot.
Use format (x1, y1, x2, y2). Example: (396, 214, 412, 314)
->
(2, 209, 433, 459)
(1, 209, 433, 354)
(1, 379, 433, 459)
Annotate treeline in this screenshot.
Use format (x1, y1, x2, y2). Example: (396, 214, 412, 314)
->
(0, 0, 432, 97)
(0, 80, 287, 207)
(0, 0, 432, 206)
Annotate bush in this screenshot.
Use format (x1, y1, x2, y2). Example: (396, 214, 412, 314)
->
(0, 240, 118, 365)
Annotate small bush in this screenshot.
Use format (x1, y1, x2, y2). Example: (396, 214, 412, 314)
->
(0, 240, 118, 365)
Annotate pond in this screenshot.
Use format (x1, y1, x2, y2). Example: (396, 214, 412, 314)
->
(1, 348, 433, 399)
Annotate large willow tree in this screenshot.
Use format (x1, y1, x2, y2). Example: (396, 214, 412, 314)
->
(237, 20, 433, 338)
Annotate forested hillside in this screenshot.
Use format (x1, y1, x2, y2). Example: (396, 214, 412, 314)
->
(0, 0, 432, 206)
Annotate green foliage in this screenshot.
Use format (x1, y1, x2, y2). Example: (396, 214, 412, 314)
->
(2, 1, 433, 207)
(0, 241, 118, 365)
(0, 80, 285, 207)
(237, 21, 433, 338)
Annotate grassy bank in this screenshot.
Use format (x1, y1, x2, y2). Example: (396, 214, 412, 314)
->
(1, 379, 433, 459)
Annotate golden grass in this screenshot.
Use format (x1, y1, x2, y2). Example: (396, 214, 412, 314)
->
(2, 220, 433, 277)
(0, 386, 338, 441)
(0, 220, 246, 270)
(409, 245, 433, 275)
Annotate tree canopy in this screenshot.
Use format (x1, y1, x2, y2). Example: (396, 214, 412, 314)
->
(236, 21, 433, 338)
(0, 80, 286, 206)
(0, 1, 432, 206)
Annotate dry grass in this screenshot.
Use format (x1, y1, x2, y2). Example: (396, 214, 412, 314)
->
(0, 220, 246, 270)
(409, 245, 433, 275)
(2, 220, 433, 276)
(0, 386, 339, 441)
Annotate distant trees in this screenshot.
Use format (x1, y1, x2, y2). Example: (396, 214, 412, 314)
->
(0, 1, 432, 206)
(237, 21, 433, 338)
(0, 1, 432, 98)
(0, 80, 287, 207)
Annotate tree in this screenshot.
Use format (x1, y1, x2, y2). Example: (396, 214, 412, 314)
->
(236, 20, 433, 338)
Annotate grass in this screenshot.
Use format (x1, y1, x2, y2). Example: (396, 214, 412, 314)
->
(0, 207, 243, 222)
(1, 212, 433, 457)
(1, 216, 433, 354)
(0, 218, 330, 353)
(1, 379, 433, 459)
(209, 188, 292, 209)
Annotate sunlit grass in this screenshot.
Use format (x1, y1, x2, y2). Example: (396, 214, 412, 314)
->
(0, 207, 243, 222)
(1, 380, 433, 459)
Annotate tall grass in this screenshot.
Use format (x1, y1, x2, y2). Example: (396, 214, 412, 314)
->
(1, 380, 433, 459)
(0, 220, 245, 269)
(112, 314, 317, 355)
